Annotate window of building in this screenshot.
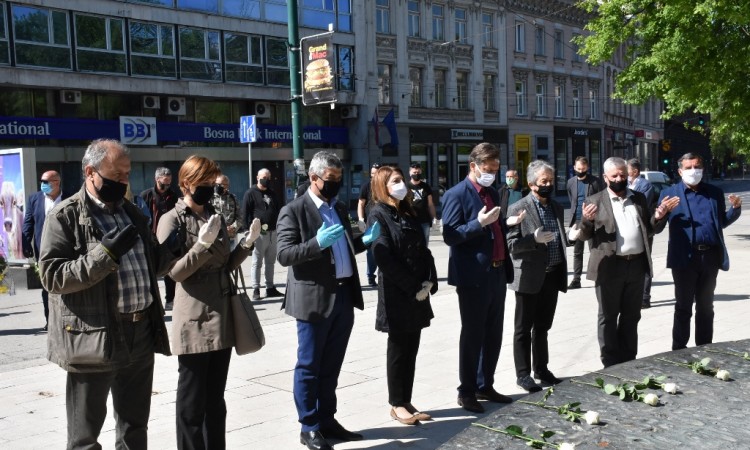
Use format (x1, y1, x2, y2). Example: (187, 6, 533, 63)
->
(589, 88, 599, 119)
(74, 14, 126, 74)
(554, 83, 564, 117)
(482, 12, 493, 48)
(571, 33, 582, 62)
(179, 27, 221, 81)
(554, 30, 564, 59)
(535, 82, 546, 116)
(130, 21, 176, 78)
(483, 74, 496, 111)
(337, 45, 354, 91)
(0, 2, 9, 65)
(131, 0, 173, 6)
(222, 0, 261, 20)
(224, 32, 263, 84)
(456, 71, 468, 109)
(265, 0, 288, 23)
(12, 5, 71, 69)
(378, 63, 391, 104)
(409, 67, 422, 107)
(455, 8, 467, 43)
(266, 36, 290, 86)
(300, 0, 352, 32)
(434, 69, 446, 108)
(178, 0, 219, 14)
(432, 4, 444, 41)
(572, 87, 581, 118)
(407, 0, 420, 37)
(376, 0, 390, 34)
(535, 26, 545, 56)
(515, 80, 527, 115)
(514, 21, 525, 52)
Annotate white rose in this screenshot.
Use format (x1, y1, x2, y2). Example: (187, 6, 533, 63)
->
(262, 224, 269, 231)
(559, 443, 576, 450)
(643, 393, 659, 406)
(663, 383, 678, 394)
(584, 410, 600, 425)
(715, 369, 731, 381)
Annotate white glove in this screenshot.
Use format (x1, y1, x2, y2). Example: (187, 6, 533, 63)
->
(567, 224, 581, 241)
(357, 219, 366, 233)
(533, 226, 555, 244)
(416, 281, 433, 301)
(198, 214, 222, 247)
(240, 218, 262, 249)
(432, 218, 441, 229)
(477, 205, 501, 227)
(506, 210, 527, 227)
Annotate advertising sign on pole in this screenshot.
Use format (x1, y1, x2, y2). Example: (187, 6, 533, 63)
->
(300, 31, 336, 106)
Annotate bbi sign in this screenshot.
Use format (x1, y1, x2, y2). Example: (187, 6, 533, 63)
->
(120, 116, 157, 145)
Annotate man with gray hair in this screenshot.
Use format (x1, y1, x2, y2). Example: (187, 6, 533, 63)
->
(39, 139, 183, 449)
(241, 168, 283, 299)
(569, 157, 655, 367)
(506, 160, 569, 393)
(277, 151, 380, 450)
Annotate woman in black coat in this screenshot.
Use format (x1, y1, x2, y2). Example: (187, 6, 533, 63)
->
(368, 166, 438, 425)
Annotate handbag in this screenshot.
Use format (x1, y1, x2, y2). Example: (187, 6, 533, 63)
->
(230, 267, 265, 355)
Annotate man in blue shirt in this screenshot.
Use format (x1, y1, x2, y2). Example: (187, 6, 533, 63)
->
(566, 157, 605, 289)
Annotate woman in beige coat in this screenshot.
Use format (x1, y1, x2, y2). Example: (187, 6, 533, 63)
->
(156, 155, 261, 450)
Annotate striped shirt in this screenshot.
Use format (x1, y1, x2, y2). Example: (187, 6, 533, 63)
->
(532, 195, 564, 269)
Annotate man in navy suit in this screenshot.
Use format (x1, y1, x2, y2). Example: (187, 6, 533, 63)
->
(277, 151, 380, 450)
(627, 158, 656, 309)
(441, 143, 514, 414)
(654, 152, 742, 350)
(22, 170, 67, 331)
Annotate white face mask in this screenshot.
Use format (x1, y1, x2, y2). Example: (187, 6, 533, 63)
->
(681, 168, 703, 186)
(475, 168, 496, 187)
(389, 181, 408, 200)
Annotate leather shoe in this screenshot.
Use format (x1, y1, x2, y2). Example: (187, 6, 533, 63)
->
(405, 403, 431, 421)
(476, 388, 513, 404)
(368, 278, 377, 287)
(535, 370, 563, 385)
(300, 431, 332, 450)
(319, 420, 363, 441)
(266, 287, 284, 297)
(517, 375, 543, 393)
(390, 407, 419, 425)
(457, 395, 484, 413)
(568, 279, 581, 289)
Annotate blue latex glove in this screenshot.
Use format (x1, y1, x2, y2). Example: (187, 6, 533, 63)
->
(362, 221, 381, 246)
(316, 222, 344, 249)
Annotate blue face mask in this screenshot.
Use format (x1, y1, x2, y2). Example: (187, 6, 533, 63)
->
(40, 181, 53, 195)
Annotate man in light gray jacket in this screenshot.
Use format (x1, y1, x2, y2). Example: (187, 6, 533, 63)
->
(39, 139, 183, 449)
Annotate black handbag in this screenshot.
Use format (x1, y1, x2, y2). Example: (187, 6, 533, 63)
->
(230, 267, 265, 355)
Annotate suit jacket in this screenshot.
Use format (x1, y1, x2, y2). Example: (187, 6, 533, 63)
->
(497, 184, 529, 219)
(654, 181, 740, 271)
(567, 174, 605, 226)
(630, 176, 656, 210)
(506, 195, 569, 294)
(276, 192, 367, 322)
(22, 190, 70, 259)
(441, 177, 513, 287)
(578, 189, 654, 282)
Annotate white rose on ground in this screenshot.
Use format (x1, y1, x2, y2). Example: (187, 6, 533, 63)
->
(584, 410, 600, 425)
(662, 383, 678, 394)
(643, 393, 659, 406)
(715, 369, 731, 381)
(559, 443, 576, 450)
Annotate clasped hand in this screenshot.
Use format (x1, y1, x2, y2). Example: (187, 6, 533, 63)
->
(477, 205, 501, 227)
(533, 226, 555, 244)
(415, 281, 433, 301)
(567, 224, 581, 241)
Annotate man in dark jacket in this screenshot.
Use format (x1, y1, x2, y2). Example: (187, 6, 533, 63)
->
(407, 163, 437, 246)
(39, 139, 182, 449)
(241, 168, 283, 300)
(497, 169, 529, 217)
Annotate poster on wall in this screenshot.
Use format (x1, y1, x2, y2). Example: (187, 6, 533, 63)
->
(300, 31, 337, 106)
(0, 150, 26, 264)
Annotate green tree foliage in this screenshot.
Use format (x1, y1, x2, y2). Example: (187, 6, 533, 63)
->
(576, 0, 750, 154)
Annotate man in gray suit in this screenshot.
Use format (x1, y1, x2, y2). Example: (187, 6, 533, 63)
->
(507, 160, 569, 393)
(277, 151, 380, 450)
(570, 157, 654, 367)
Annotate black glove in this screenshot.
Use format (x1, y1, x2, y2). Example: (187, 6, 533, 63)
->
(165, 223, 186, 256)
(101, 224, 139, 260)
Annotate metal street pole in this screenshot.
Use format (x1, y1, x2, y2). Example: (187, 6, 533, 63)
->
(287, 0, 304, 186)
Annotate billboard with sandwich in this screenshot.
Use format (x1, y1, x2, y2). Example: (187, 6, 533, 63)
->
(301, 31, 336, 106)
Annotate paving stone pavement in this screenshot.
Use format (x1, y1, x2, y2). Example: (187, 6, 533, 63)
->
(1, 186, 748, 449)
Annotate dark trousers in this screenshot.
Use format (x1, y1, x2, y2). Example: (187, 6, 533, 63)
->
(671, 247, 721, 350)
(66, 319, 154, 450)
(513, 265, 563, 377)
(386, 331, 422, 406)
(366, 248, 377, 281)
(643, 237, 654, 302)
(294, 284, 354, 432)
(42, 289, 49, 324)
(164, 276, 176, 303)
(176, 347, 232, 450)
(595, 255, 646, 367)
(456, 266, 507, 397)
(572, 232, 585, 281)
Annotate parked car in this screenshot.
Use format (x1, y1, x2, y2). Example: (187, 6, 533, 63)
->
(640, 171, 672, 197)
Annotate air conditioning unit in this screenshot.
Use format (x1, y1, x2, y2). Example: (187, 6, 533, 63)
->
(167, 97, 186, 115)
(340, 105, 358, 119)
(143, 95, 161, 109)
(60, 90, 82, 104)
(254, 102, 271, 119)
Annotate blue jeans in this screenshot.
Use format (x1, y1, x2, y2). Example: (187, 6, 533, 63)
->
(366, 247, 377, 281)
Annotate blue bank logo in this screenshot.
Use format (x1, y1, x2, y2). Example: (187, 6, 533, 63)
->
(120, 116, 157, 145)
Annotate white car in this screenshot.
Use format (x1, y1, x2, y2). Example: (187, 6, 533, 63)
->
(639, 171, 672, 196)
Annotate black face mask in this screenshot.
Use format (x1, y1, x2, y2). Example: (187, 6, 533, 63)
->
(318, 179, 342, 200)
(259, 178, 270, 188)
(214, 184, 226, 195)
(94, 171, 127, 203)
(410, 174, 421, 181)
(157, 182, 169, 191)
(536, 185, 554, 198)
(609, 180, 628, 194)
(191, 185, 215, 205)
(575, 170, 587, 178)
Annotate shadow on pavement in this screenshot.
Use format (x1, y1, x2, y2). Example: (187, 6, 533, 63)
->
(0, 327, 46, 336)
(0, 311, 30, 319)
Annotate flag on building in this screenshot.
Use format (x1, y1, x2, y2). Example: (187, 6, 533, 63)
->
(371, 108, 380, 146)
(382, 108, 398, 148)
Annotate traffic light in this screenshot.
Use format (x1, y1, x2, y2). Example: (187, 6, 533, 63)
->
(662, 157, 669, 165)
(698, 116, 705, 126)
